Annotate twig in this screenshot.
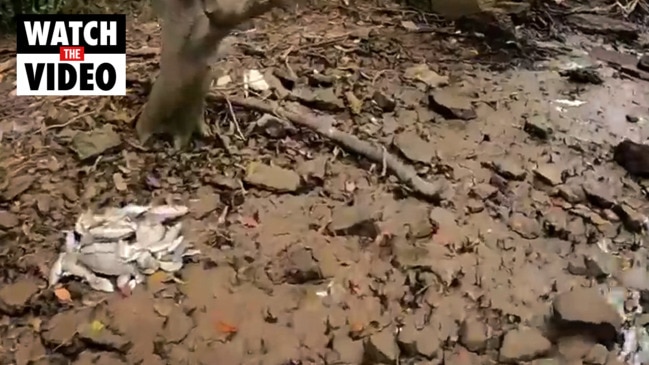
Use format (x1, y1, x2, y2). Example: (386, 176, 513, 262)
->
(208, 94, 446, 201)
(224, 97, 246, 140)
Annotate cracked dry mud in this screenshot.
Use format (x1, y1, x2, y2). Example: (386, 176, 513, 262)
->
(1, 1, 649, 364)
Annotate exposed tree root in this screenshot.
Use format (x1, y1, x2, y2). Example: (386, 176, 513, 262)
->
(208, 94, 448, 201)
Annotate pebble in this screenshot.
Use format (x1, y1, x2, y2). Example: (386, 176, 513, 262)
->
(328, 205, 379, 238)
(0, 210, 19, 229)
(244, 162, 301, 192)
(0, 278, 40, 315)
(459, 317, 489, 353)
(552, 288, 622, 342)
(524, 115, 553, 140)
(499, 327, 551, 363)
(493, 159, 527, 181)
(534, 164, 564, 186)
(363, 328, 399, 364)
(508, 213, 541, 239)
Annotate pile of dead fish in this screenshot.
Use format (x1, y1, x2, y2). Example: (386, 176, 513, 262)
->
(48, 204, 200, 293)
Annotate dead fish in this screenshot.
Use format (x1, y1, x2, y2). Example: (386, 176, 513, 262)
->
(151, 236, 184, 259)
(117, 204, 151, 218)
(158, 260, 183, 273)
(63, 230, 78, 253)
(88, 277, 115, 293)
(145, 205, 189, 223)
(135, 221, 166, 246)
(88, 221, 136, 241)
(135, 252, 160, 274)
(77, 243, 139, 277)
(48, 253, 66, 286)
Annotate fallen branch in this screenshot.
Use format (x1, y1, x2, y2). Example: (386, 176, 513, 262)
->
(207, 93, 447, 201)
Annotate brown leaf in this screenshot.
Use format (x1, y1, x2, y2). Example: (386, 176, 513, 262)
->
(112, 173, 127, 192)
(54, 287, 72, 303)
(215, 320, 238, 334)
(238, 215, 259, 228)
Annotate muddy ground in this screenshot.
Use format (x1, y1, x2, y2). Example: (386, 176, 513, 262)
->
(1, 1, 649, 364)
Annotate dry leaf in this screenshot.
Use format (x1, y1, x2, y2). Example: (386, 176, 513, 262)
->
(238, 215, 259, 228)
(215, 320, 238, 334)
(54, 287, 72, 302)
(89, 320, 105, 334)
(112, 173, 127, 191)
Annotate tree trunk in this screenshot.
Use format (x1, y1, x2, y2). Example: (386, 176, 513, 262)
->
(136, 0, 284, 149)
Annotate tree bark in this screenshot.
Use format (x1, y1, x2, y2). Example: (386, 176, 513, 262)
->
(136, 0, 284, 149)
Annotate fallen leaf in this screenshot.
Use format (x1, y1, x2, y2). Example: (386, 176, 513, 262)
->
(215, 320, 238, 334)
(239, 215, 259, 228)
(113, 173, 127, 191)
(54, 287, 72, 302)
(350, 321, 364, 333)
(89, 320, 105, 334)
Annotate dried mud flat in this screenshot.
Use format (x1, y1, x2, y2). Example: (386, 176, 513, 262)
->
(1, 2, 649, 365)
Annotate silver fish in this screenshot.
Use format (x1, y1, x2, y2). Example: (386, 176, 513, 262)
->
(88, 221, 136, 241)
(135, 221, 166, 246)
(145, 205, 189, 223)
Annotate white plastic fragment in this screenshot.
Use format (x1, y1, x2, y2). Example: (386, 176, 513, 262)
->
(243, 69, 269, 92)
(48, 203, 200, 294)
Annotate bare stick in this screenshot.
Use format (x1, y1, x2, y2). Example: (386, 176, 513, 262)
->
(208, 93, 447, 200)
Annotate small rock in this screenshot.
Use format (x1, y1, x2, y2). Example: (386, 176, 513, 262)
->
(2, 175, 35, 201)
(582, 182, 616, 209)
(613, 203, 646, 232)
(552, 288, 622, 343)
(292, 87, 345, 111)
(70, 124, 121, 161)
(372, 91, 396, 112)
(493, 160, 527, 181)
(626, 114, 640, 123)
(393, 131, 435, 163)
(415, 326, 442, 358)
(466, 199, 485, 214)
(459, 317, 489, 353)
(470, 183, 498, 201)
(567, 258, 588, 276)
(534, 164, 564, 186)
(74, 351, 126, 365)
(190, 190, 220, 219)
(297, 156, 328, 182)
(282, 247, 323, 284)
(41, 310, 84, 351)
(244, 162, 301, 193)
(77, 322, 131, 352)
(556, 184, 586, 204)
(499, 327, 551, 363)
(524, 115, 553, 140)
(584, 248, 618, 279)
(509, 213, 541, 239)
(0, 210, 19, 229)
(557, 335, 594, 360)
(344, 91, 364, 115)
(0, 278, 39, 315)
(254, 114, 296, 138)
(428, 89, 477, 121)
(584, 344, 608, 365)
(404, 64, 449, 88)
(639, 55, 649, 72)
(161, 307, 194, 344)
(328, 205, 379, 238)
(363, 329, 398, 364)
(392, 241, 434, 269)
(613, 139, 649, 177)
(331, 335, 364, 364)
